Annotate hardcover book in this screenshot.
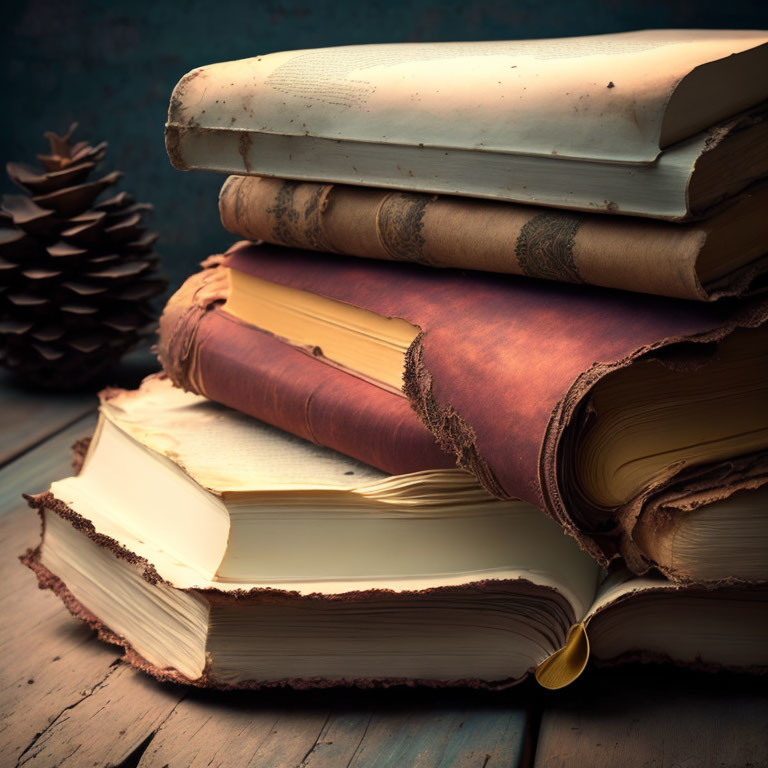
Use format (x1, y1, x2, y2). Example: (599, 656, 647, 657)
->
(157, 243, 768, 577)
(57, 376, 537, 583)
(23, 446, 768, 691)
(219, 175, 768, 301)
(166, 30, 768, 218)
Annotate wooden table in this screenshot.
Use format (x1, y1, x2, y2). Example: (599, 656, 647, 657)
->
(1, 356, 766, 768)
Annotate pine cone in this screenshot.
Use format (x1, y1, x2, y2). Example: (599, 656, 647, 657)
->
(0, 124, 166, 389)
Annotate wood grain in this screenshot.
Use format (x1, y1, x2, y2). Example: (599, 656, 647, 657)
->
(0, 372, 94, 470)
(136, 693, 528, 768)
(0, 344, 158, 469)
(0, 414, 97, 521)
(0, 416, 120, 767)
(138, 697, 331, 768)
(16, 664, 185, 768)
(339, 706, 526, 768)
(4, 511, 185, 768)
(533, 665, 768, 768)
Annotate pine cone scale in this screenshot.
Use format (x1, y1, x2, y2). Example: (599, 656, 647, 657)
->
(47, 242, 89, 259)
(7, 160, 97, 195)
(2, 195, 60, 234)
(32, 170, 123, 217)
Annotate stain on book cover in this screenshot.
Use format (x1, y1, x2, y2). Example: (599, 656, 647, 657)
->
(516, 212, 585, 284)
(376, 192, 432, 264)
(267, 181, 331, 251)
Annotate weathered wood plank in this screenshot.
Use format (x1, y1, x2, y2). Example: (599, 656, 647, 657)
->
(0, 372, 94, 470)
(299, 710, 372, 767)
(0, 414, 97, 521)
(16, 664, 186, 768)
(343, 706, 526, 768)
(534, 665, 768, 768)
(308, 708, 517, 768)
(136, 691, 529, 768)
(0, 416, 123, 766)
(0, 496, 186, 768)
(0, 344, 159, 469)
(0, 613, 124, 767)
(137, 697, 331, 768)
(135, 698, 320, 768)
(0, 501, 128, 766)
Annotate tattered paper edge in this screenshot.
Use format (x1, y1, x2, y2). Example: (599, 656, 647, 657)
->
(21, 531, 767, 690)
(21, 549, 528, 692)
(622, 455, 768, 583)
(586, 581, 768, 677)
(157, 252, 768, 578)
(536, 296, 768, 566)
(22, 493, 583, 691)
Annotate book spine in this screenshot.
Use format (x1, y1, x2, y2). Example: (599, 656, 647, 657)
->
(219, 175, 714, 301)
(157, 265, 455, 476)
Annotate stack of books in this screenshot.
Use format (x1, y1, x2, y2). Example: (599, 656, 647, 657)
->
(24, 30, 768, 691)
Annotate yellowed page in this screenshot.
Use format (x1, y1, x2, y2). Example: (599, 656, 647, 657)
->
(583, 569, 768, 670)
(99, 375, 386, 492)
(44, 494, 599, 620)
(170, 30, 767, 164)
(585, 571, 676, 622)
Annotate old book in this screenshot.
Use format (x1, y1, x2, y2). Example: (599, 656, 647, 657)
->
(158, 242, 768, 577)
(166, 30, 768, 219)
(219, 175, 768, 302)
(55, 375, 556, 583)
(59, 375, 768, 586)
(23, 487, 768, 690)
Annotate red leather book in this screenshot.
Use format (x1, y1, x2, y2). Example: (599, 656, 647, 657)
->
(158, 242, 768, 574)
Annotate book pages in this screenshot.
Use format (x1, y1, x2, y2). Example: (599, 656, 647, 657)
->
(99, 375, 386, 492)
(169, 30, 767, 164)
(40, 496, 598, 620)
(585, 571, 677, 621)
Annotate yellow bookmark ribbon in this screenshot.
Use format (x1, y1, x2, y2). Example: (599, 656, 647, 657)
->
(535, 621, 590, 690)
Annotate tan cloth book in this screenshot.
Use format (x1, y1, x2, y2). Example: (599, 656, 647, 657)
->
(219, 175, 768, 301)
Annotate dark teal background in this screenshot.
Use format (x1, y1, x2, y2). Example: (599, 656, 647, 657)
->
(2, 0, 767, 290)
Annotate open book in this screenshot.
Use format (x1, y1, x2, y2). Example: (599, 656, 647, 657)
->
(166, 30, 768, 218)
(158, 243, 768, 579)
(23, 378, 768, 690)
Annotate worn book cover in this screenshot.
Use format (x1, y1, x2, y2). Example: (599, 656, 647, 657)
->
(166, 30, 768, 217)
(219, 175, 768, 301)
(158, 242, 768, 572)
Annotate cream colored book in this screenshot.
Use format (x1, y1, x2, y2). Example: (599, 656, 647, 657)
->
(59, 376, 592, 584)
(26, 479, 768, 691)
(23, 376, 768, 689)
(166, 30, 768, 219)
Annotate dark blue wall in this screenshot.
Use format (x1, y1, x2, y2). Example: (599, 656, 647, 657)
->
(3, 0, 767, 290)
